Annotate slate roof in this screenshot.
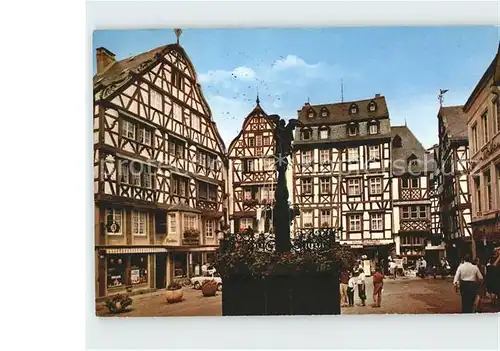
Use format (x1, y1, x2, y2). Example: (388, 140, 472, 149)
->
(439, 105, 468, 140)
(297, 95, 389, 125)
(391, 125, 435, 175)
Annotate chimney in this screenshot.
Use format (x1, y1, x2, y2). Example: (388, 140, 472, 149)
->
(375, 93, 381, 98)
(96, 47, 116, 74)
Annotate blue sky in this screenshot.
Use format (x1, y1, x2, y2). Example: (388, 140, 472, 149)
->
(93, 27, 499, 148)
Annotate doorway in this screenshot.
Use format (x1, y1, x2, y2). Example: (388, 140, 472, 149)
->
(155, 253, 167, 289)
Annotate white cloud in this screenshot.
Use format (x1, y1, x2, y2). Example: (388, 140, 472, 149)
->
(198, 66, 257, 86)
(272, 55, 319, 71)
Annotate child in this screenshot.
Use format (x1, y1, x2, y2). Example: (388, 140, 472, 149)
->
(347, 273, 356, 307)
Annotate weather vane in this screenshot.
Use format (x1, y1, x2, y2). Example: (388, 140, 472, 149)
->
(173, 28, 183, 44)
(438, 89, 449, 107)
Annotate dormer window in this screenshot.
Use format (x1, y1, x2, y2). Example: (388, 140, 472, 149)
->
(393, 135, 402, 148)
(320, 108, 329, 118)
(347, 123, 358, 136)
(350, 103, 358, 114)
(307, 109, 315, 119)
(319, 126, 329, 140)
(302, 129, 312, 140)
(368, 100, 377, 112)
(368, 120, 379, 135)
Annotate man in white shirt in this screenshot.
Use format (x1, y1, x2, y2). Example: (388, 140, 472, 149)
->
(357, 268, 367, 306)
(453, 255, 483, 313)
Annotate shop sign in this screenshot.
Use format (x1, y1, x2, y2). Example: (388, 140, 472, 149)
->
(182, 237, 200, 246)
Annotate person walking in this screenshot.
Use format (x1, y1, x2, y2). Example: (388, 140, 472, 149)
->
(473, 258, 486, 312)
(420, 257, 427, 278)
(339, 270, 349, 307)
(389, 260, 397, 280)
(347, 273, 356, 307)
(453, 254, 483, 313)
(357, 268, 367, 306)
(372, 268, 384, 308)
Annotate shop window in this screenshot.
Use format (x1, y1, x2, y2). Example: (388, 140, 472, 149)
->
(131, 255, 148, 285)
(107, 256, 126, 288)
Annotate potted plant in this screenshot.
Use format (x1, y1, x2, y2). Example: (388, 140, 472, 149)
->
(184, 228, 200, 238)
(201, 279, 218, 297)
(165, 281, 183, 303)
(104, 294, 133, 314)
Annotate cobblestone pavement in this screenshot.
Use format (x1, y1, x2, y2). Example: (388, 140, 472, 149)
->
(96, 277, 499, 317)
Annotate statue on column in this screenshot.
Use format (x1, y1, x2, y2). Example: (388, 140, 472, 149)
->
(268, 114, 302, 252)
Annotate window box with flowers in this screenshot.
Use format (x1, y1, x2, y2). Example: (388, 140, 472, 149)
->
(183, 228, 200, 245)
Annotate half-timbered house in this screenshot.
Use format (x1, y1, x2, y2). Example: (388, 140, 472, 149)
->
(427, 144, 445, 255)
(293, 95, 393, 272)
(93, 44, 227, 298)
(391, 126, 442, 266)
(227, 99, 293, 234)
(465, 45, 500, 260)
(436, 105, 472, 266)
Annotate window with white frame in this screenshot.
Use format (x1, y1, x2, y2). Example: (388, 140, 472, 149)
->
(320, 177, 331, 194)
(247, 137, 255, 147)
(265, 157, 275, 170)
(263, 136, 270, 146)
(205, 219, 216, 237)
(191, 115, 200, 131)
(402, 177, 419, 189)
(482, 111, 489, 144)
(256, 135, 262, 146)
(168, 214, 176, 234)
(122, 120, 136, 139)
(301, 178, 312, 194)
(105, 209, 123, 235)
(173, 103, 183, 121)
(369, 177, 382, 195)
(139, 128, 152, 145)
(151, 89, 162, 110)
(132, 211, 147, 236)
(402, 205, 427, 219)
(368, 145, 380, 160)
(320, 210, 331, 227)
(348, 214, 361, 232)
(369, 123, 379, 134)
(120, 162, 129, 184)
(319, 128, 329, 139)
(347, 178, 361, 196)
(302, 151, 313, 166)
(302, 210, 313, 227)
(240, 218, 253, 230)
(131, 168, 142, 186)
(348, 148, 359, 162)
(184, 215, 197, 230)
(370, 213, 383, 231)
(320, 149, 330, 165)
(142, 168, 153, 188)
(347, 124, 358, 136)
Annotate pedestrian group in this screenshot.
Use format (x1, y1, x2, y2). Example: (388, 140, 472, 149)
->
(340, 266, 384, 308)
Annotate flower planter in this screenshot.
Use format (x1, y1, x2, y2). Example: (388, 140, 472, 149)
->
(105, 294, 133, 314)
(165, 288, 183, 303)
(201, 280, 218, 297)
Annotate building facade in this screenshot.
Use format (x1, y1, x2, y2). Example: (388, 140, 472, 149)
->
(391, 126, 442, 266)
(227, 100, 288, 234)
(465, 45, 500, 260)
(93, 44, 227, 298)
(293, 95, 393, 270)
(436, 106, 472, 265)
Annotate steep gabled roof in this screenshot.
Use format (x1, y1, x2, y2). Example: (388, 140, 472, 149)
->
(227, 101, 275, 155)
(438, 105, 468, 141)
(297, 95, 389, 125)
(391, 125, 435, 175)
(93, 43, 226, 153)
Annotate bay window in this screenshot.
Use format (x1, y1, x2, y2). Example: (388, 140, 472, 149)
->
(184, 215, 197, 230)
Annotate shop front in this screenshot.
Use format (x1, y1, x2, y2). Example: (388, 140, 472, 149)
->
(165, 246, 219, 286)
(96, 247, 167, 299)
(346, 240, 393, 276)
(471, 216, 500, 261)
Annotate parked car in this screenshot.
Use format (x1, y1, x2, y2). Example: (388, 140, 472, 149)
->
(190, 273, 222, 291)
